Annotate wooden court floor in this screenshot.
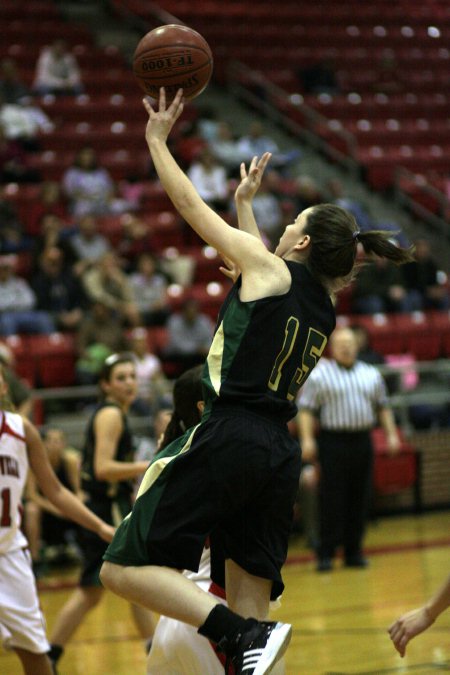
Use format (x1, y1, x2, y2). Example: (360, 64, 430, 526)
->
(1, 511, 449, 674)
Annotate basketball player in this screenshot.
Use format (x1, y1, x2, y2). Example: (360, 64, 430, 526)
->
(0, 364, 115, 675)
(100, 88, 414, 675)
(49, 353, 155, 672)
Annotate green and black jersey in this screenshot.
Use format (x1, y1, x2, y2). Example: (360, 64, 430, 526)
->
(203, 261, 335, 424)
(81, 401, 135, 504)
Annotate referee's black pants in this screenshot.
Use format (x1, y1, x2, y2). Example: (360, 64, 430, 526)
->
(317, 429, 373, 561)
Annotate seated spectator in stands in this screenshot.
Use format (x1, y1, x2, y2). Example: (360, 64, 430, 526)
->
(298, 58, 341, 95)
(352, 257, 420, 315)
(0, 58, 29, 104)
(0, 92, 53, 152)
(350, 324, 385, 365)
(26, 180, 69, 237)
(0, 191, 29, 253)
(32, 39, 83, 97)
(62, 146, 130, 218)
(0, 254, 55, 336)
(24, 426, 81, 576)
(69, 214, 111, 276)
(116, 213, 151, 268)
(209, 121, 240, 176)
(0, 123, 40, 183)
(70, 214, 105, 263)
(129, 252, 170, 326)
(75, 300, 129, 384)
(162, 297, 214, 375)
(187, 146, 229, 211)
(294, 174, 323, 212)
(236, 121, 300, 173)
(402, 238, 449, 311)
(129, 327, 168, 415)
(32, 213, 77, 273)
(32, 246, 86, 331)
(82, 251, 140, 327)
(0, 342, 32, 416)
(326, 177, 373, 230)
(196, 105, 220, 142)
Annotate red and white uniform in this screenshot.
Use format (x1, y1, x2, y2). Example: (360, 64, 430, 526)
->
(147, 548, 226, 675)
(0, 411, 49, 654)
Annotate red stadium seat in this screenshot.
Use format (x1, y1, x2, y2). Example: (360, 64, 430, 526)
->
(28, 333, 76, 387)
(372, 427, 421, 510)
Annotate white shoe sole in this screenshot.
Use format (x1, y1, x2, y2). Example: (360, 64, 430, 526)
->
(252, 622, 292, 675)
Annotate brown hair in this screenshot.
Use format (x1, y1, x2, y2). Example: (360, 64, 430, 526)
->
(97, 352, 136, 397)
(0, 364, 15, 412)
(159, 365, 204, 450)
(303, 204, 414, 291)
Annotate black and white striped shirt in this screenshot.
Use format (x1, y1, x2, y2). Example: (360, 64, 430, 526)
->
(298, 358, 388, 431)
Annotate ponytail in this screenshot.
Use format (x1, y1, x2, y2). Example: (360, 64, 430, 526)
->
(159, 365, 204, 451)
(357, 230, 415, 265)
(302, 204, 415, 292)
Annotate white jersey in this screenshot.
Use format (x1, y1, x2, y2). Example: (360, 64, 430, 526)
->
(147, 548, 226, 675)
(0, 411, 28, 555)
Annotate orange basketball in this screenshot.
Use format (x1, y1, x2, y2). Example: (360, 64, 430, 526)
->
(133, 24, 213, 101)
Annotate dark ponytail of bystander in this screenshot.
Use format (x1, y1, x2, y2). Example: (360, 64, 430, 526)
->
(159, 365, 204, 450)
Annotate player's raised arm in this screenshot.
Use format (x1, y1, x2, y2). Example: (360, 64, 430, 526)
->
(142, 89, 270, 273)
(234, 153, 272, 242)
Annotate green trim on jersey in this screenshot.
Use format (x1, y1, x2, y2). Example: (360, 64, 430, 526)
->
(203, 294, 255, 412)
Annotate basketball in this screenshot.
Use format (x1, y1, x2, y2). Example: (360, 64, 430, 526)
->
(133, 24, 213, 101)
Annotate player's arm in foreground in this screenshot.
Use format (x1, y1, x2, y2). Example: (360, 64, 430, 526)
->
(24, 417, 115, 542)
(388, 573, 450, 657)
(143, 89, 290, 300)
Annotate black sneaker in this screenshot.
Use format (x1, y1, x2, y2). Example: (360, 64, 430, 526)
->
(229, 620, 292, 675)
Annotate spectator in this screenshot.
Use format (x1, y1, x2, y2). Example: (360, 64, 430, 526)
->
(69, 214, 111, 275)
(299, 59, 341, 95)
(196, 105, 220, 142)
(373, 55, 404, 95)
(402, 238, 449, 311)
(293, 175, 323, 213)
(352, 257, 420, 314)
(0, 254, 55, 336)
(129, 327, 168, 415)
(0, 342, 32, 416)
(0, 58, 29, 104)
(129, 252, 170, 326)
(75, 301, 129, 384)
(69, 214, 110, 275)
(0, 189, 28, 253)
(32, 246, 86, 331)
(32, 39, 83, 97)
(326, 177, 373, 230)
(209, 121, 240, 176)
(26, 180, 69, 237)
(24, 426, 81, 575)
(0, 123, 40, 184)
(32, 213, 76, 272)
(0, 92, 39, 150)
(187, 147, 229, 211)
(62, 146, 129, 218)
(236, 121, 300, 172)
(82, 251, 140, 327)
(297, 327, 400, 571)
(116, 213, 152, 267)
(162, 297, 214, 375)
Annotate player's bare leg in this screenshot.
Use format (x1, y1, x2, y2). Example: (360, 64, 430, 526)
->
(50, 587, 104, 645)
(225, 559, 271, 619)
(14, 648, 53, 675)
(101, 562, 219, 627)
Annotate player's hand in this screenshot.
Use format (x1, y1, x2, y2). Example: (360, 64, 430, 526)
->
(388, 606, 434, 657)
(143, 87, 184, 144)
(234, 153, 272, 202)
(219, 254, 241, 282)
(98, 522, 116, 543)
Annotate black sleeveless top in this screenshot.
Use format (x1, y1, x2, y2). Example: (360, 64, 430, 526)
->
(202, 261, 335, 424)
(81, 401, 134, 503)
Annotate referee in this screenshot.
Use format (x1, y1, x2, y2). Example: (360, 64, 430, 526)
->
(297, 326, 400, 571)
